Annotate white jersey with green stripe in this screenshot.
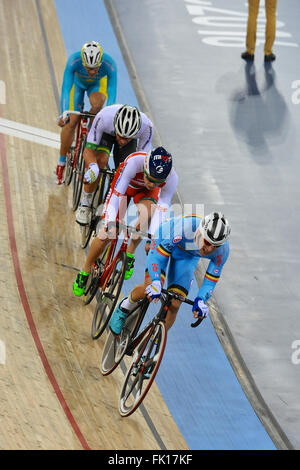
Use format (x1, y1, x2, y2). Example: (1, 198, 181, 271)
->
(86, 104, 153, 152)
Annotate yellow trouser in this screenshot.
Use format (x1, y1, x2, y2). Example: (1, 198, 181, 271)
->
(246, 0, 277, 55)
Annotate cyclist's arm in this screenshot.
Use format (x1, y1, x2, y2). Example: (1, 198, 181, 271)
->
(60, 53, 78, 114)
(146, 239, 174, 282)
(146, 220, 183, 282)
(196, 246, 230, 302)
(102, 54, 117, 106)
(137, 121, 154, 153)
(85, 112, 105, 153)
(148, 169, 178, 235)
(103, 162, 136, 226)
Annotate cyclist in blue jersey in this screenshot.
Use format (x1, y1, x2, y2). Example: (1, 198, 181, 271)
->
(55, 41, 117, 184)
(109, 212, 231, 335)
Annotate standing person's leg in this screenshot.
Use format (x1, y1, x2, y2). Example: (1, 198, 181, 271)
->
(242, 0, 260, 60)
(264, 0, 277, 60)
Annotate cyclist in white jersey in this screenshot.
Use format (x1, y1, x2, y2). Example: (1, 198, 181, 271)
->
(76, 104, 153, 225)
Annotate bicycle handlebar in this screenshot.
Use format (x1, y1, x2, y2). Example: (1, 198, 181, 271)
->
(99, 168, 116, 177)
(107, 220, 151, 240)
(83, 167, 116, 185)
(160, 288, 205, 328)
(190, 316, 205, 328)
(161, 288, 192, 305)
(62, 110, 96, 121)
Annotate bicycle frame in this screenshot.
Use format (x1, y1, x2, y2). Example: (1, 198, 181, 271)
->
(124, 294, 170, 357)
(125, 289, 204, 352)
(62, 110, 95, 172)
(98, 224, 131, 293)
(80, 167, 115, 249)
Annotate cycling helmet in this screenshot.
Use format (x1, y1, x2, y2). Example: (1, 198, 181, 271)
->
(81, 41, 103, 68)
(144, 147, 172, 182)
(114, 105, 142, 138)
(199, 212, 231, 246)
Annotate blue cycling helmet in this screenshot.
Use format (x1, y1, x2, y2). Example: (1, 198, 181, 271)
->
(144, 146, 172, 182)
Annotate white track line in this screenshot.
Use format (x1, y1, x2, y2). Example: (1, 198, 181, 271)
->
(0, 117, 60, 149)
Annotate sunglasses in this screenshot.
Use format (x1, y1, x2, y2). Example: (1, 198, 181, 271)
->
(85, 66, 100, 72)
(195, 231, 219, 249)
(144, 170, 165, 185)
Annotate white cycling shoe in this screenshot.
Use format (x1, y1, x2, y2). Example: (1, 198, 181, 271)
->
(75, 205, 92, 225)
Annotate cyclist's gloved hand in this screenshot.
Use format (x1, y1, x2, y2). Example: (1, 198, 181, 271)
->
(57, 113, 69, 127)
(145, 280, 161, 299)
(192, 297, 209, 318)
(84, 163, 99, 184)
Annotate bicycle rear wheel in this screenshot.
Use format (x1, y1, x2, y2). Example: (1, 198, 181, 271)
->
(63, 147, 75, 186)
(119, 321, 167, 417)
(83, 248, 108, 305)
(80, 196, 101, 250)
(80, 171, 108, 249)
(72, 135, 86, 211)
(91, 251, 127, 340)
(101, 307, 141, 376)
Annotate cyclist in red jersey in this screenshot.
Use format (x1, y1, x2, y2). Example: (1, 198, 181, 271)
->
(73, 147, 178, 296)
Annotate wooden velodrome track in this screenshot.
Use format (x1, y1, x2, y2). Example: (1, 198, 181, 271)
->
(0, 0, 188, 450)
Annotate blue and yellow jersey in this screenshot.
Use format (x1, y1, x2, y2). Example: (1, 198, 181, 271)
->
(60, 50, 117, 113)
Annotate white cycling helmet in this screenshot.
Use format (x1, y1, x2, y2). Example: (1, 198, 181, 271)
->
(114, 105, 142, 138)
(199, 212, 231, 246)
(81, 41, 103, 68)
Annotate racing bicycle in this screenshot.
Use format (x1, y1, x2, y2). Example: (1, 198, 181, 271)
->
(80, 167, 115, 249)
(100, 288, 204, 417)
(62, 110, 95, 211)
(83, 221, 151, 340)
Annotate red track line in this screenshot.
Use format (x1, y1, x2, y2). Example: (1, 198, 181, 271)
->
(0, 112, 90, 450)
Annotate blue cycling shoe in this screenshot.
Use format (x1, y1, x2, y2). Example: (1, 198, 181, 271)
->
(109, 300, 130, 335)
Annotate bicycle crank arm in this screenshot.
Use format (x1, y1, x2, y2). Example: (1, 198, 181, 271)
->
(102, 292, 115, 300)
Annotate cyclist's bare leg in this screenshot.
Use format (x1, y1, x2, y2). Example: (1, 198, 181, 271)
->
(127, 199, 156, 255)
(130, 282, 148, 302)
(89, 91, 106, 124)
(60, 113, 80, 157)
(82, 227, 109, 273)
(165, 298, 181, 331)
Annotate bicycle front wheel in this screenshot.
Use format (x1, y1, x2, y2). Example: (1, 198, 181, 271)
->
(63, 147, 75, 186)
(119, 321, 167, 417)
(101, 308, 141, 376)
(91, 251, 126, 340)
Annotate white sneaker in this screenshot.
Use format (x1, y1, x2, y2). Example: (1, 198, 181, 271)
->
(76, 205, 92, 225)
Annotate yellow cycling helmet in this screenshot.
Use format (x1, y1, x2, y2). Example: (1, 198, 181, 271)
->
(81, 41, 103, 68)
